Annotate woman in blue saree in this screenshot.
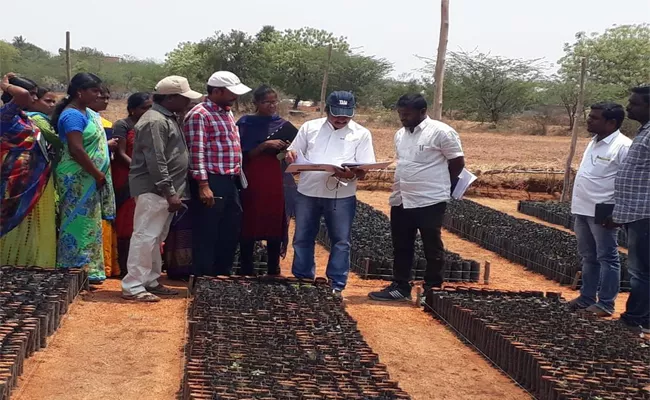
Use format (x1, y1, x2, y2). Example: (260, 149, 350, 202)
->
(51, 73, 116, 284)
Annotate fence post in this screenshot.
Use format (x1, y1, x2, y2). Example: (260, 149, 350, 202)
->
(483, 261, 491, 285)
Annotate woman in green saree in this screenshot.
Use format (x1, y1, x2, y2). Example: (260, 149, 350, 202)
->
(51, 73, 116, 284)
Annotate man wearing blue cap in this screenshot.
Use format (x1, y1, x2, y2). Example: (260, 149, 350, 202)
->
(286, 91, 376, 297)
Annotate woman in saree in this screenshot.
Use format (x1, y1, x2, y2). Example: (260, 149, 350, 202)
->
(110, 92, 152, 276)
(0, 73, 57, 267)
(237, 85, 298, 275)
(88, 84, 120, 279)
(51, 73, 116, 284)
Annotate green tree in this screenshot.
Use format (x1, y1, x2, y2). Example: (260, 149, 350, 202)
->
(164, 42, 207, 88)
(559, 24, 650, 92)
(328, 53, 392, 105)
(366, 75, 424, 109)
(439, 51, 544, 124)
(0, 41, 20, 75)
(262, 28, 351, 108)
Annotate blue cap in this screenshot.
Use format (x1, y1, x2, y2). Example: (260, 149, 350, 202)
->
(326, 91, 356, 117)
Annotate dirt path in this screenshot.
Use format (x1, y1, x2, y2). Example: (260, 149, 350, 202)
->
(15, 279, 188, 400)
(356, 190, 629, 316)
(282, 225, 530, 400)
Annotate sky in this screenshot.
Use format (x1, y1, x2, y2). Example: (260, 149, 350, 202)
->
(2, 0, 649, 78)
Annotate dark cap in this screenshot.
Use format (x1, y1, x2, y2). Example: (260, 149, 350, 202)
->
(326, 91, 356, 117)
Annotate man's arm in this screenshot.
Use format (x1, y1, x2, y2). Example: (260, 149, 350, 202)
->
(184, 112, 208, 182)
(437, 128, 465, 190)
(448, 156, 466, 191)
(139, 119, 175, 197)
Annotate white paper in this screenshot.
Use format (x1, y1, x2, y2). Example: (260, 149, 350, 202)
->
(451, 168, 478, 200)
(239, 168, 248, 189)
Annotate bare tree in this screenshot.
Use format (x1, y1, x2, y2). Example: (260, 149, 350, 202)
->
(431, 0, 449, 120)
(561, 58, 587, 202)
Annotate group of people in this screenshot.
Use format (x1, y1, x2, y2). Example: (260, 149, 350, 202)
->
(567, 87, 650, 333)
(1, 70, 648, 331)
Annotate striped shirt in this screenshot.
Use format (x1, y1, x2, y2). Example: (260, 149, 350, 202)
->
(613, 122, 650, 224)
(184, 99, 241, 181)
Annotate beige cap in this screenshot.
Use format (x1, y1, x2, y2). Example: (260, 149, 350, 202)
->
(154, 76, 202, 99)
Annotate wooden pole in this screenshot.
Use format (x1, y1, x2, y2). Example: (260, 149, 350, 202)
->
(431, 0, 450, 120)
(483, 261, 491, 285)
(65, 31, 71, 83)
(561, 58, 587, 202)
(319, 44, 333, 117)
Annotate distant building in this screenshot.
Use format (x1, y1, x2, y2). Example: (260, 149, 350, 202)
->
(103, 56, 121, 63)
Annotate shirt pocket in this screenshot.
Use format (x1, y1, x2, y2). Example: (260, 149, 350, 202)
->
(412, 144, 434, 163)
(588, 154, 615, 176)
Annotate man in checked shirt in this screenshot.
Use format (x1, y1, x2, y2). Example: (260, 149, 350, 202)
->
(184, 71, 251, 277)
(613, 85, 650, 334)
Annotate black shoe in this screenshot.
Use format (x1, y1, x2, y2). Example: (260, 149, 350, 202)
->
(368, 282, 412, 302)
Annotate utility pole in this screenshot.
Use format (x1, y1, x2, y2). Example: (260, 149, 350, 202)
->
(432, 0, 450, 120)
(65, 31, 72, 83)
(319, 44, 333, 117)
(561, 58, 587, 202)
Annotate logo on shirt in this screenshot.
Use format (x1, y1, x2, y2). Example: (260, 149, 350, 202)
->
(338, 100, 348, 106)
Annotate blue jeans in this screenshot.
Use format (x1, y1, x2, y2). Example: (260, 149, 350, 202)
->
(292, 193, 356, 290)
(574, 215, 621, 314)
(621, 218, 650, 328)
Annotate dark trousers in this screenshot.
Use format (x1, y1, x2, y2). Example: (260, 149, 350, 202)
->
(190, 174, 242, 277)
(621, 218, 650, 328)
(239, 239, 281, 275)
(391, 202, 447, 288)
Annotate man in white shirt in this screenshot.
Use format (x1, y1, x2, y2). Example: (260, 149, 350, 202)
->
(286, 91, 376, 296)
(568, 102, 631, 317)
(369, 94, 465, 302)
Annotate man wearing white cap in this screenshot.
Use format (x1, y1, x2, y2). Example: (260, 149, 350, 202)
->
(122, 75, 202, 302)
(184, 71, 251, 277)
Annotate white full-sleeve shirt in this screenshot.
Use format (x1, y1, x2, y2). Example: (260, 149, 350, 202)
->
(288, 118, 376, 199)
(389, 117, 464, 209)
(571, 130, 632, 217)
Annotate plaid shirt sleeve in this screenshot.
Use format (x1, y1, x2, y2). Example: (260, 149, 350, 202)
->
(184, 111, 209, 181)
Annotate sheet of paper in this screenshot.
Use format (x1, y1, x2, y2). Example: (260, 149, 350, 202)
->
(451, 168, 478, 200)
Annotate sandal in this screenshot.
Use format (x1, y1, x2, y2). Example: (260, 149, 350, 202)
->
(146, 284, 179, 296)
(122, 292, 161, 302)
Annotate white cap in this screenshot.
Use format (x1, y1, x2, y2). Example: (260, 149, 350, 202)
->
(207, 71, 251, 96)
(154, 76, 203, 99)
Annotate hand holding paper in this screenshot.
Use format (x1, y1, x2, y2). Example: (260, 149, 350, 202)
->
(451, 168, 478, 200)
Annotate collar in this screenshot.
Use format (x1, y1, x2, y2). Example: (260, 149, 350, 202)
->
(324, 120, 351, 132)
(407, 116, 431, 133)
(593, 130, 620, 144)
(205, 99, 230, 113)
(152, 103, 174, 117)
